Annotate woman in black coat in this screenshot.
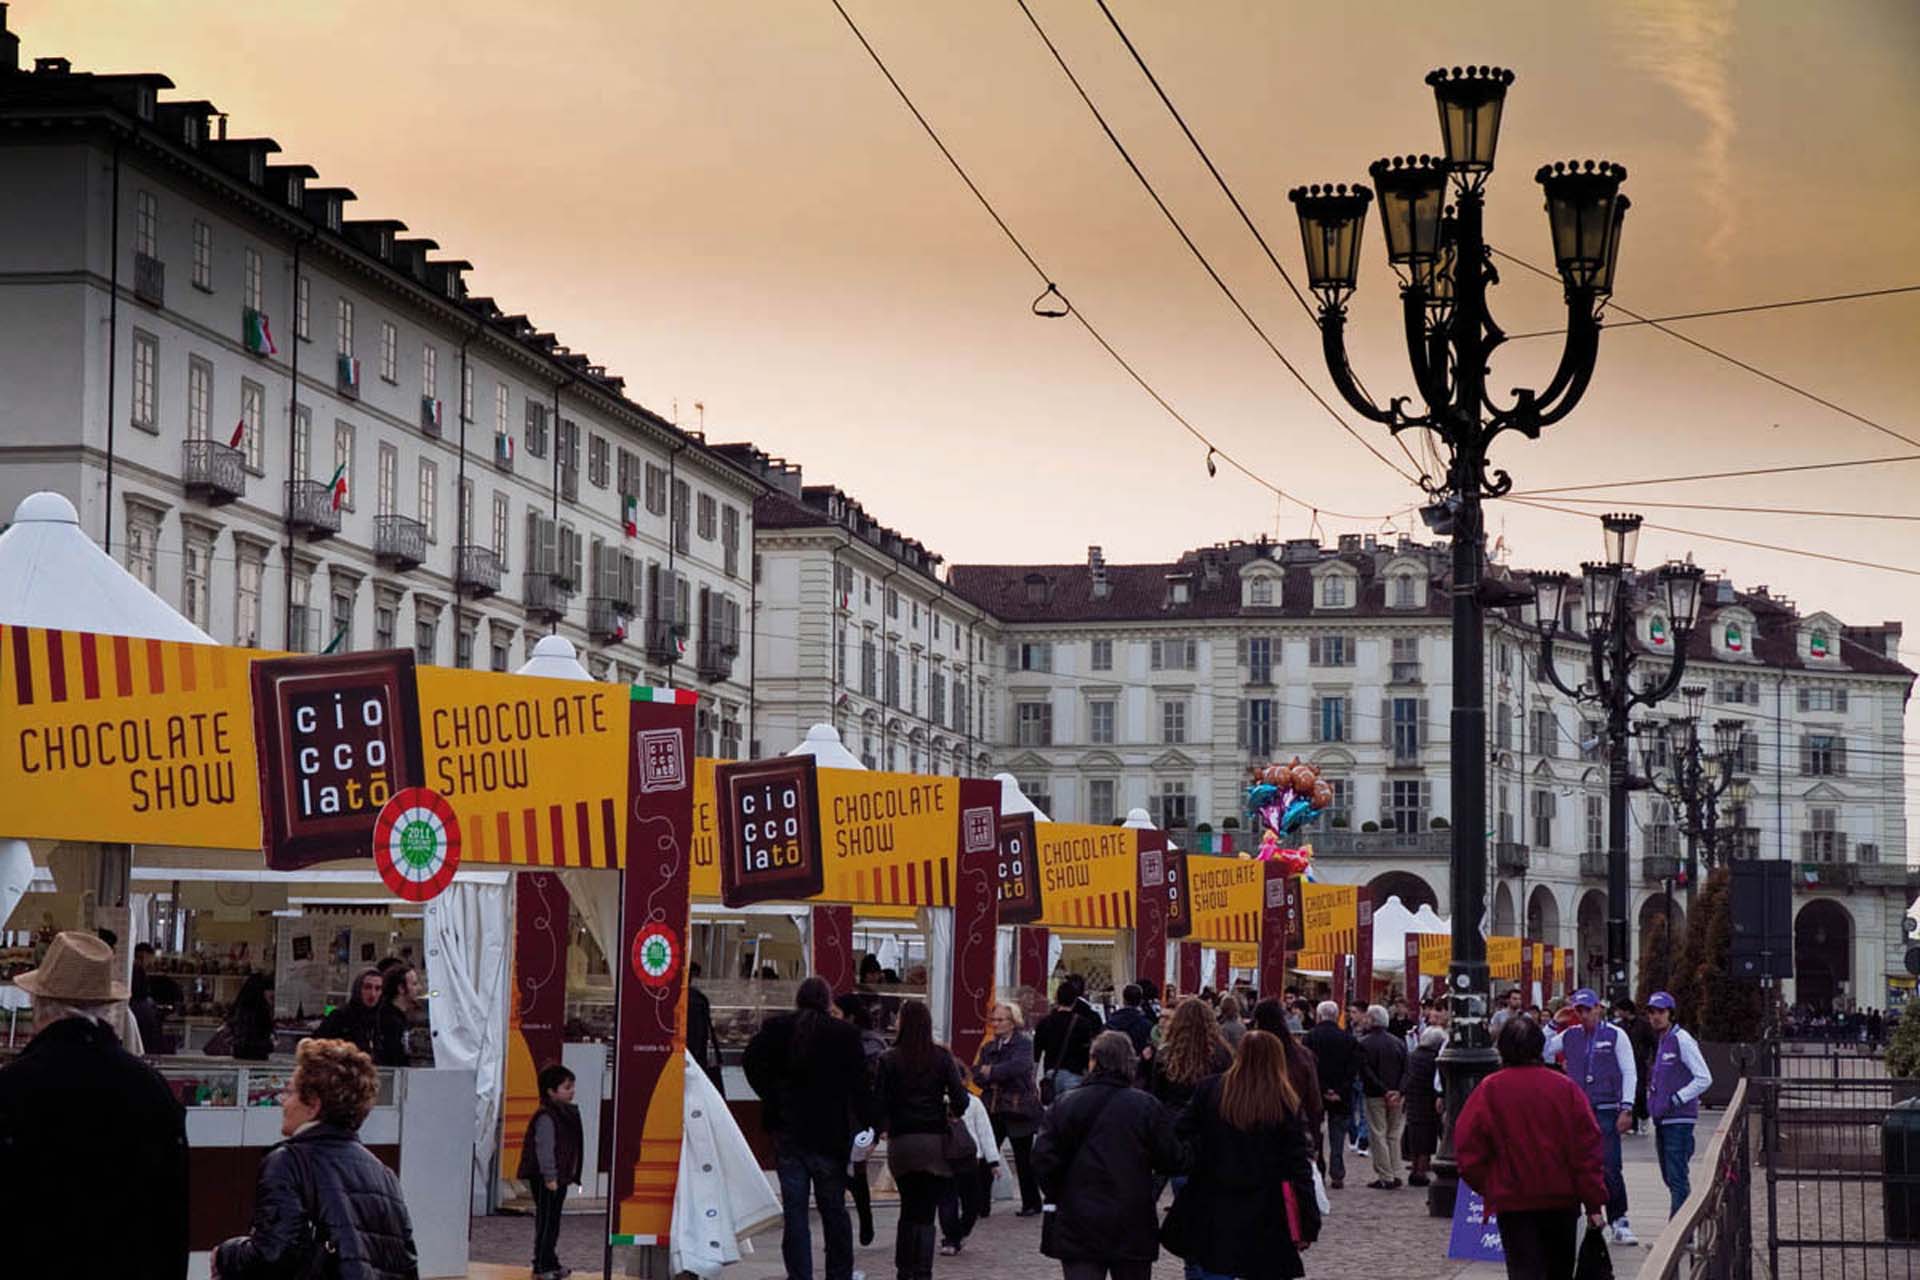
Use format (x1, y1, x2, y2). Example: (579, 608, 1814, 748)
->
(971, 1002, 1045, 1215)
(228, 973, 277, 1061)
(1401, 1025, 1446, 1186)
(874, 999, 969, 1280)
(1033, 1030, 1185, 1280)
(1165, 1030, 1320, 1280)
(216, 1038, 419, 1280)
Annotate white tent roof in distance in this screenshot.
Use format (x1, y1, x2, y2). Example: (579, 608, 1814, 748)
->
(787, 723, 864, 770)
(0, 492, 212, 642)
(515, 633, 594, 682)
(995, 772, 1051, 823)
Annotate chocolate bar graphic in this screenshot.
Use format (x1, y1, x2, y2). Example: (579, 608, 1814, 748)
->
(715, 755, 824, 907)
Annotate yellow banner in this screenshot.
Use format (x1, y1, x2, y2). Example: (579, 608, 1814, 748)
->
(0, 625, 266, 849)
(1294, 951, 1339, 972)
(1186, 856, 1263, 946)
(1034, 824, 1137, 929)
(1301, 882, 1358, 954)
(817, 768, 960, 906)
(1416, 932, 1452, 975)
(1529, 941, 1546, 986)
(1227, 944, 1257, 968)
(1489, 935, 1523, 982)
(413, 667, 629, 868)
(692, 757, 721, 899)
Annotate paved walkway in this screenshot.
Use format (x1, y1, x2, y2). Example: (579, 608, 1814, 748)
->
(468, 1112, 1721, 1279)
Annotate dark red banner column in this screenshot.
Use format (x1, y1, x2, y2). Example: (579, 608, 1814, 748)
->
(1354, 890, 1375, 1003)
(609, 689, 696, 1247)
(1132, 830, 1169, 1001)
(947, 778, 1002, 1070)
(1404, 933, 1422, 1005)
(1258, 865, 1300, 1002)
(1331, 954, 1349, 1011)
(1520, 938, 1534, 1006)
(1177, 941, 1202, 996)
(502, 871, 571, 1178)
(811, 904, 857, 993)
(1213, 949, 1231, 994)
(1017, 926, 1050, 993)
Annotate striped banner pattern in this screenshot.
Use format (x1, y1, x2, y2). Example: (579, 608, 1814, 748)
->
(2, 623, 253, 705)
(829, 859, 952, 908)
(465, 794, 624, 869)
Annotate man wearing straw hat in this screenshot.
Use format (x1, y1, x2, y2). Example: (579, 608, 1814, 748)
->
(0, 930, 189, 1279)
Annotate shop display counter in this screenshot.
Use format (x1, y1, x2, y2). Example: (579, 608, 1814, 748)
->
(162, 1058, 475, 1279)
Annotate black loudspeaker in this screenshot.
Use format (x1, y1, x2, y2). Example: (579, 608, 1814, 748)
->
(1729, 861, 1794, 980)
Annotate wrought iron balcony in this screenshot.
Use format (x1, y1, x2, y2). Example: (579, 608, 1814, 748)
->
(586, 596, 630, 642)
(133, 252, 165, 306)
(1579, 849, 1609, 879)
(697, 639, 735, 683)
(1495, 841, 1530, 874)
(1390, 661, 1423, 684)
(1799, 861, 1857, 889)
(1722, 826, 1761, 860)
(336, 354, 361, 399)
(1858, 861, 1920, 890)
(421, 397, 442, 437)
(525, 571, 572, 624)
(1642, 853, 1682, 884)
(455, 545, 501, 598)
(284, 480, 340, 540)
(644, 618, 685, 665)
(372, 514, 426, 569)
(181, 439, 246, 505)
(1312, 829, 1450, 857)
(493, 431, 513, 470)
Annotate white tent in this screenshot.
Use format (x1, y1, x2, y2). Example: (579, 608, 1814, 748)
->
(787, 722, 864, 770)
(0, 492, 213, 642)
(996, 772, 1053, 823)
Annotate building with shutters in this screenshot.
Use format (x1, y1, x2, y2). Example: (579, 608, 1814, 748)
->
(0, 21, 761, 757)
(949, 537, 1918, 1013)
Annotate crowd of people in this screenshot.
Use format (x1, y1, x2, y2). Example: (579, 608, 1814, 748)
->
(747, 970, 1720, 1280)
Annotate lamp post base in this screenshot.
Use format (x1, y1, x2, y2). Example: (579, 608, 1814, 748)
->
(1428, 1014, 1500, 1218)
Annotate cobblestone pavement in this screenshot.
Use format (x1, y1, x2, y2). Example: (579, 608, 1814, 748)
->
(470, 1116, 1717, 1279)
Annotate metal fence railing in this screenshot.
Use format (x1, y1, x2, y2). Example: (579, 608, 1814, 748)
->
(1641, 1079, 1754, 1280)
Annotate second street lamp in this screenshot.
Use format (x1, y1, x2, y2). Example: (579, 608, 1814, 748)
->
(1292, 64, 1629, 1218)
(1537, 513, 1705, 1003)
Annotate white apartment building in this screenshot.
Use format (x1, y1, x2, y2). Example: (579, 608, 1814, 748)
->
(949, 538, 1918, 1012)
(719, 445, 999, 772)
(0, 28, 760, 757)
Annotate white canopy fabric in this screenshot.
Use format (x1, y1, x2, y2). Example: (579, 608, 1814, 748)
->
(786, 723, 864, 770)
(0, 492, 213, 641)
(996, 774, 1052, 823)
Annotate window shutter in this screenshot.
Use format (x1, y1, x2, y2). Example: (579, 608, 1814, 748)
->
(1150, 639, 1162, 670)
(1421, 781, 1433, 827)
(1796, 687, 1810, 713)
(1310, 696, 1323, 743)
(1419, 698, 1430, 752)
(1237, 637, 1248, 665)
(1237, 700, 1249, 749)
(1836, 688, 1849, 712)
(1800, 829, 1813, 860)
(1381, 699, 1393, 748)
(1005, 643, 1019, 671)
(1185, 639, 1197, 669)
(1309, 636, 1320, 665)
(1835, 737, 1848, 776)
(1799, 734, 1812, 775)
(1042, 704, 1054, 746)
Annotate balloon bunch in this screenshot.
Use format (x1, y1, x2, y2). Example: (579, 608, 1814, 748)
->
(1241, 757, 1330, 878)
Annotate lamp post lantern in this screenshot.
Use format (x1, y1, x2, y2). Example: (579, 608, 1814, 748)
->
(1536, 514, 1704, 1007)
(1643, 698, 1747, 941)
(1292, 65, 1630, 1217)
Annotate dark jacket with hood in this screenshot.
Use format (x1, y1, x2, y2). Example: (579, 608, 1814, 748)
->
(214, 1120, 419, 1280)
(1033, 1072, 1185, 1264)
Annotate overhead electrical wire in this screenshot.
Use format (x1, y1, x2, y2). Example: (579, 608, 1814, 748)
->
(1504, 496, 1920, 523)
(1495, 249, 1920, 452)
(1009, 0, 1428, 487)
(1505, 283, 1920, 341)
(1507, 453, 1920, 497)
(825, 0, 1402, 523)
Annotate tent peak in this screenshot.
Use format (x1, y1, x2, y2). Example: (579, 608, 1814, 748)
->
(13, 491, 78, 524)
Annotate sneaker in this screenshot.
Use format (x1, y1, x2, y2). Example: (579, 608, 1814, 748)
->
(940, 1242, 962, 1256)
(1611, 1220, 1639, 1246)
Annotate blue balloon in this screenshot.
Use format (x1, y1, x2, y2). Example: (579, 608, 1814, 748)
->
(1279, 797, 1314, 832)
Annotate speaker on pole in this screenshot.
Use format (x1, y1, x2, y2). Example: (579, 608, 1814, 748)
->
(1729, 860, 1793, 980)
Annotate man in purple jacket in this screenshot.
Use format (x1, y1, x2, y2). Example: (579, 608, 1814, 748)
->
(1545, 987, 1639, 1244)
(1645, 991, 1714, 1216)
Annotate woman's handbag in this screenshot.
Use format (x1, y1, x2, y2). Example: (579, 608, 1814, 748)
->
(941, 1115, 977, 1166)
(1575, 1222, 1616, 1280)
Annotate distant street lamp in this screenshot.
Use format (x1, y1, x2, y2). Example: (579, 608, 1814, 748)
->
(1532, 514, 1705, 1005)
(1291, 66, 1631, 1217)
(1641, 692, 1748, 973)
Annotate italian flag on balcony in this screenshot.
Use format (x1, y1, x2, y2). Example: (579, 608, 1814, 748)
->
(228, 419, 246, 449)
(243, 309, 277, 356)
(328, 461, 348, 511)
(622, 494, 638, 537)
(1649, 615, 1669, 646)
(1725, 622, 1744, 652)
(1810, 629, 1830, 658)
(428, 399, 444, 430)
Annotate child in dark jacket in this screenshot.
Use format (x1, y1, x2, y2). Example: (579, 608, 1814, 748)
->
(518, 1064, 585, 1280)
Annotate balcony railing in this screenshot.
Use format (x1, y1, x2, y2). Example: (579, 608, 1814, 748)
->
(421, 397, 443, 438)
(336, 354, 361, 399)
(586, 596, 629, 642)
(372, 514, 426, 569)
(1495, 841, 1530, 874)
(1390, 661, 1423, 683)
(1799, 861, 1857, 889)
(1580, 849, 1609, 879)
(181, 439, 246, 505)
(1312, 829, 1450, 857)
(455, 545, 501, 598)
(284, 480, 340, 539)
(133, 252, 165, 306)
(493, 431, 513, 471)
(644, 618, 685, 665)
(525, 571, 572, 624)
(1642, 854, 1682, 884)
(1245, 668, 1274, 687)
(1858, 861, 1920, 890)
(698, 639, 735, 683)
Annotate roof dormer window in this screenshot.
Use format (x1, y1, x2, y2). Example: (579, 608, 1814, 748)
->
(1250, 578, 1273, 606)
(1024, 573, 1048, 605)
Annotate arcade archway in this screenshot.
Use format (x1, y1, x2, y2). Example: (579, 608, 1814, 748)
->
(1492, 882, 1517, 936)
(1794, 898, 1853, 1013)
(1367, 870, 1438, 914)
(1576, 890, 1607, 988)
(1527, 885, 1562, 946)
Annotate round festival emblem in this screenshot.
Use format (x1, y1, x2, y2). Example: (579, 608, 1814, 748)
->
(372, 787, 462, 903)
(631, 922, 682, 989)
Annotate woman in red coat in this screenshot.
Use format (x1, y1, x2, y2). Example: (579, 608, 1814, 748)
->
(1455, 1015, 1609, 1280)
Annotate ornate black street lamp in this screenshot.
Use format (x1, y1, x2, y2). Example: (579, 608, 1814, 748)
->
(1291, 66, 1630, 1216)
(1531, 514, 1705, 1008)
(1642, 691, 1747, 970)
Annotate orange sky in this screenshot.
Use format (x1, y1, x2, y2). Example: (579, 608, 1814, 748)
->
(19, 4, 1920, 709)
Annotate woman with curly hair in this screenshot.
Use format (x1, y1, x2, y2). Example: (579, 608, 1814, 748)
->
(1145, 997, 1232, 1120)
(215, 1038, 419, 1280)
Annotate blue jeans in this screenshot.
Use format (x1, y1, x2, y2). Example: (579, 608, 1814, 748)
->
(1592, 1103, 1627, 1222)
(1656, 1121, 1697, 1217)
(776, 1138, 853, 1280)
(1051, 1068, 1084, 1100)
(1349, 1081, 1369, 1145)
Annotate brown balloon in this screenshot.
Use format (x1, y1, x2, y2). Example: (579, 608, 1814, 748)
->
(1310, 781, 1334, 809)
(1290, 763, 1318, 795)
